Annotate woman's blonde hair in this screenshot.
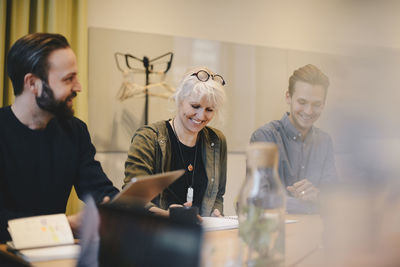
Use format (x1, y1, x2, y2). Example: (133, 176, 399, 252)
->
(172, 66, 226, 117)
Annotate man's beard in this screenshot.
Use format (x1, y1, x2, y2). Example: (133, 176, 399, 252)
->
(36, 80, 76, 120)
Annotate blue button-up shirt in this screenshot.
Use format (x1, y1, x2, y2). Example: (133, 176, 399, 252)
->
(251, 113, 337, 213)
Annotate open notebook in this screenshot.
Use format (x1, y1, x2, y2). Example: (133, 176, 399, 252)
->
(7, 214, 80, 262)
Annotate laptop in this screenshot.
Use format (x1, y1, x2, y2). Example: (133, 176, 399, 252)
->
(112, 169, 185, 204)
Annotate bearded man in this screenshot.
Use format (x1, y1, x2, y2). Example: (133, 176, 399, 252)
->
(0, 33, 119, 242)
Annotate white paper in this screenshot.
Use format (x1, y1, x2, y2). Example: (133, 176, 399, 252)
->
(202, 215, 298, 232)
(226, 215, 298, 224)
(202, 217, 239, 231)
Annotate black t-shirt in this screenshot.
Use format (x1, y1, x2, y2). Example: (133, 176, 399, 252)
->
(165, 121, 208, 212)
(0, 106, 119, 242)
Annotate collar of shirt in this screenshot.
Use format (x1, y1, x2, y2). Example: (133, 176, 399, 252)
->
(282, 112, 314, 142)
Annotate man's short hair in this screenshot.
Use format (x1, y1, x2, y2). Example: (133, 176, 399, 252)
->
(288, 64, 330, 97)
(6, 33, 70, 96)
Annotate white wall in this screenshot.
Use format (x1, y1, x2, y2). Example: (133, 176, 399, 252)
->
(88, 0, 400, 54)
(88, 0, 400, 215)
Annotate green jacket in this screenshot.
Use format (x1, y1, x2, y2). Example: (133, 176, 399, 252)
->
(124, 120, 227, 216)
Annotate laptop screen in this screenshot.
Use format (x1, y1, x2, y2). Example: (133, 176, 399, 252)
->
(97, 203, 203, 267)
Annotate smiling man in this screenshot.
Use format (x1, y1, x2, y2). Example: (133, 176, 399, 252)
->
(0, 33, 119, 242)
(251, 64, 337, 213)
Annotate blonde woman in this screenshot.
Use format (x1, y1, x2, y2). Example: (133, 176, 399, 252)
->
(124, 67, 227, 217)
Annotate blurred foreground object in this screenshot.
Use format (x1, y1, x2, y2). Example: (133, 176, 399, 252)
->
(237, 142, 286, 266)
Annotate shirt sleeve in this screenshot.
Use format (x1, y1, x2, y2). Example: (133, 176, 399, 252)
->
(124, 126, 158, 186)
(124, 126, 161, 210)
(74, 121, 119, 204)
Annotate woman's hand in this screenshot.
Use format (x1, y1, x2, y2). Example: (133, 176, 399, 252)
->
(183, 201, 192, 207)
(149, 202, 191, 217)
(211, 209, 223, 217)
(149, 206, 170, 217)
(102, 196, 111, 203)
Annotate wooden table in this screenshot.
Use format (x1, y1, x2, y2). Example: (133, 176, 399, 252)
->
(202, 214, 323, 267)
(0, 214, 323, 267)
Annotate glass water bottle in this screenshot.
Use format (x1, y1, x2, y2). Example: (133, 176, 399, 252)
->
(237, 142, 286, 267)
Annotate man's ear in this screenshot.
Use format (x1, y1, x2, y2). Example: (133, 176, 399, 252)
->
(285, 90, 291, 105)
(23, 73, 42, 96)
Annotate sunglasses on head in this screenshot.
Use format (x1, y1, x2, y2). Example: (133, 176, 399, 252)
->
(191, 70, 226, 86)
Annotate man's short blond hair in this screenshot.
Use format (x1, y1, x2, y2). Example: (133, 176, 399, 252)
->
(288, 64, 329, 97)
